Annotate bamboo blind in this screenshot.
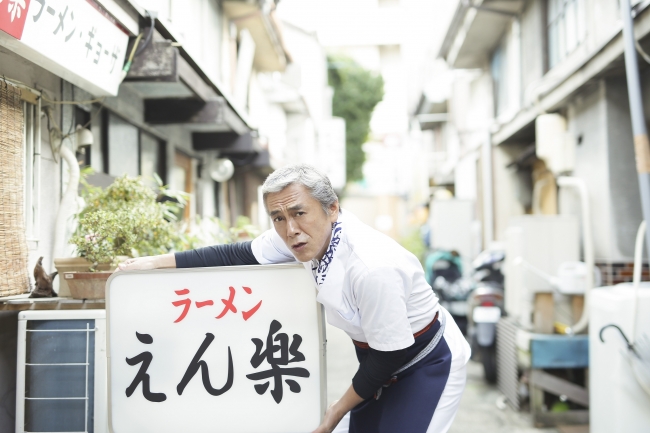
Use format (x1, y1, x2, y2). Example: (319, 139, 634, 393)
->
(0, 81, 30, 296)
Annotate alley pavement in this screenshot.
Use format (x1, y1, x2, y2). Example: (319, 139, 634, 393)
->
(325, 322, 560, 433)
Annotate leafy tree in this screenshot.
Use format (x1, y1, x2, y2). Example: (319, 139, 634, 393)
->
(328, 55, 384, 182)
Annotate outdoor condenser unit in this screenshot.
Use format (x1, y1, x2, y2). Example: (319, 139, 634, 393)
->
(15, 310, 107, 433)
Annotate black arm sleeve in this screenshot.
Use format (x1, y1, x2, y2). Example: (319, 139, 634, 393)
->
(352, 347, 409, 400)
(174, 241, 259, 268)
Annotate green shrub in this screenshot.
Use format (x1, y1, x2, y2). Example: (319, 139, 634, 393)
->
(71, 174, 185, 269)
(71, 172, 262, 269)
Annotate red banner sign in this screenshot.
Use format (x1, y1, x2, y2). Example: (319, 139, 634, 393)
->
(0, 0, 31, 39)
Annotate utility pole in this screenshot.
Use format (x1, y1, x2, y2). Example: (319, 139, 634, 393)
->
(621, 0, 650, 258)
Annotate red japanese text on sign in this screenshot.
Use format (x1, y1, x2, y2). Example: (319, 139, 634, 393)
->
(172, 286, 264, 323)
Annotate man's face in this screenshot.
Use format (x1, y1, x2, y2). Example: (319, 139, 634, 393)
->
(266, 183, 339, 263)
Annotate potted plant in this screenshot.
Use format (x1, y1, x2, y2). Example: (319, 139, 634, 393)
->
(62, 174, 185, 299)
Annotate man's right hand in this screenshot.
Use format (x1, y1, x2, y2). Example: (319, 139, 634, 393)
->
(115, 254, 176, 272)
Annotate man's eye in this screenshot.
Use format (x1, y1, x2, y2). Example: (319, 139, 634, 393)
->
(296, 212, 305, 216)
(273, 216, 284, 222)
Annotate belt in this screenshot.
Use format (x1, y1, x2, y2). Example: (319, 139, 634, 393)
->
(352, 311, 440, 350)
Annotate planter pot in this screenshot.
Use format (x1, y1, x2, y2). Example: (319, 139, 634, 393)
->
(54, 257, 122, 297)
(63, 272, 113, 300)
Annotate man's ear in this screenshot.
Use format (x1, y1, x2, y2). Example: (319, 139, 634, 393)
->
(328, 201, 340, 221)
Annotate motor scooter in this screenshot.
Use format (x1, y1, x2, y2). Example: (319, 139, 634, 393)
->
(425, 250, 471, 335)
(466, 248, 505, 384)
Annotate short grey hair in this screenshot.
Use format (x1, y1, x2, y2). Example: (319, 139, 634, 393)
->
(262, 164, 339, 214)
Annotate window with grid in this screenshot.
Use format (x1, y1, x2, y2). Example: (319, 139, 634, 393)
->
(547, 0, 587, 69)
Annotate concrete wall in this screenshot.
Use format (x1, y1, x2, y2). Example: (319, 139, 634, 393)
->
(604, 78, 644, 259)
(563, 83, 611, 259)
(563, 78, 643, 262)
(588, 0, 622, 50)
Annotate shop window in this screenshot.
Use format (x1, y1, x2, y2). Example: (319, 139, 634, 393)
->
(107, 113, 139, 177)
(140, 131, 166, 188)
(97, 112, 166, 183)
(547, 0, 586, 70)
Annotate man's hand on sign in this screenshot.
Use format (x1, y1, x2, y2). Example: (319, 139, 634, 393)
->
(312, 385, 364, 433)
(313, 401, 343, 433)
(115, 253, 176, 272)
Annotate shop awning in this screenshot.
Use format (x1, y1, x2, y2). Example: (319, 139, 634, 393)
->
(439, 0, 523, 69)
(120, 5, 253, 134)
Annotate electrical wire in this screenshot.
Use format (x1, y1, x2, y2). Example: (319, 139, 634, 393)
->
(135, 13, 155, 57)
(635, 39, 650, 64)
(0, 72, 103, 105)
(42, 97, 105, 157)
(120, 32, 145, 81)
(126, 33, 144, 68)
(40, 95, 105, 105)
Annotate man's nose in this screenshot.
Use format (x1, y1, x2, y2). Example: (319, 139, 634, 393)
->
(286, 218, 301, 237)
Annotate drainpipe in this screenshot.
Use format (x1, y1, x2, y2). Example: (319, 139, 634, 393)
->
(557, 177, 594, 334)
(621, 0, 650, 260)
(52, 143, 80, 261)
(481, 132, 494, 246)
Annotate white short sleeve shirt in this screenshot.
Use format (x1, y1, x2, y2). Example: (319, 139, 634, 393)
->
(251, 210, 438, 351)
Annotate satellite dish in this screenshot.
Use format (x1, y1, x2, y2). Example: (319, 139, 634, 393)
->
(210, 158, 235, 182)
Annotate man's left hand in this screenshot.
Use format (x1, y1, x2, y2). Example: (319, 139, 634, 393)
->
(312, 400, 344, 433)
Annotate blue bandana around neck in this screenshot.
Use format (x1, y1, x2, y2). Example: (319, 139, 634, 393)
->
(311, 221, 343, 286)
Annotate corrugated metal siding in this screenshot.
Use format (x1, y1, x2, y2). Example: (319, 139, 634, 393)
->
(496, 316, 519, 410)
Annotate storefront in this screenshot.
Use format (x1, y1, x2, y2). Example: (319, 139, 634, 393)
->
(0, 0, 282, 430)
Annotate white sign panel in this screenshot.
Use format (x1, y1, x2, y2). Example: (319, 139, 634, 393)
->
(106, 264, 325, 433)
(0, 0, 129, 96)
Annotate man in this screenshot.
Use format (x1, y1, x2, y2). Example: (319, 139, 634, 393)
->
(119, 164, 470, 433)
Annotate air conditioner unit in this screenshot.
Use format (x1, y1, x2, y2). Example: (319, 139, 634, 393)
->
(15, 310, 107, 433)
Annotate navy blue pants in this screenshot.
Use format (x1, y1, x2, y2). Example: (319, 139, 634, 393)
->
(348, 320, 453, 433)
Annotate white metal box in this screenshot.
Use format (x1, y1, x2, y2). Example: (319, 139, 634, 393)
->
(590, 284, 650, 433)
